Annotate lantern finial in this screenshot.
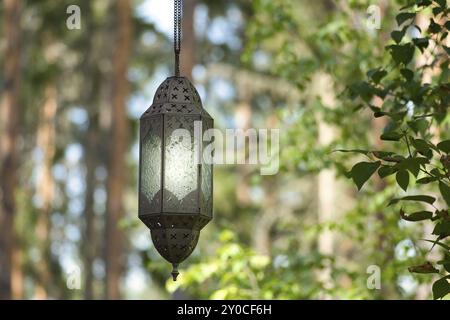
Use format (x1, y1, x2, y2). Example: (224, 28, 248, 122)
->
(171, 263, 179, 281)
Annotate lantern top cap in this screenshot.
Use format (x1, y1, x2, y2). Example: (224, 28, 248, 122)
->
(140, 77, 213, 120)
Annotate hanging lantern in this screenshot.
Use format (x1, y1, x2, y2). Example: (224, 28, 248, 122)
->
(138, 0, 213, 281)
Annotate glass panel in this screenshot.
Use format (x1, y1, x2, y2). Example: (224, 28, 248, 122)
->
(139, 116, 162, 215)
(201, 118, 213, 217)
(163, 115, 199, 213)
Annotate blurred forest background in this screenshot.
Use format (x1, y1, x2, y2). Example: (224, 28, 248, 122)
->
(0, 0, 449, 299)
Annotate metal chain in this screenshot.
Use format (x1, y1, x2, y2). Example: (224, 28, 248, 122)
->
(174, 0, 183, 77)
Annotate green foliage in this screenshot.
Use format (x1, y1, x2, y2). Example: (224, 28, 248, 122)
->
(396, 170, 410, 191)
(15, 0, 449, 300)
(432, 275, 450, 300)
(343, 0, 450, 299)
(240, 0, 437, 299)
(166, 230, 330, 299)
(388, 195, 436, 206)
(350, 161, 381, 190)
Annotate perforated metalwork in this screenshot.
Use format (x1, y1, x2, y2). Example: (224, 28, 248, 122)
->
(139, 76, 213, 279)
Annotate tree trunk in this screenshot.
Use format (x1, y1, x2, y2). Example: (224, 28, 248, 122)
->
(315, 73, 337, 255)
(83, 114, 99, 300)
(313, 73, 339, 294)
(81, 2, 100, 299)
(180, 0, 197, 80)
(105, 0, 132, 300)
(0, 0, 22, 300)
(34, 85, 57, 299)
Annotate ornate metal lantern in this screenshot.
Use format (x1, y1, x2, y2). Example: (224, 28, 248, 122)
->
(138, 0, 213, 281)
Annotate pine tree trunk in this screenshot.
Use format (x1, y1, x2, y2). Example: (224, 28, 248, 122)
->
(105, 0, 132, 300)
(83, 112, 99, 299)
(315, 73, 337, 254)
(314, 73, 339, 295)
(34, 85, 57, 299)
(0, 0, 22, 300)
(77, 0, 107, 299)
(81, 3, 99, 299)
(180, 0, 197, 79)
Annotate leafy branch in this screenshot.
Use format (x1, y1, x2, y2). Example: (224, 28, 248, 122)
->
(341, 0, 450, 299)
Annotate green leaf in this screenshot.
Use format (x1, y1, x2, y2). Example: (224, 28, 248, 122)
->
(430, 168, 443, 177)
(435, 0, 447, 8)
(378, 166, 396, 178)
(432, 276, 450, 300)
(388, 195, 436, 206)
(373, 151, 402, 162)
(407, 118, 429, 134)
(406, 0, 431, 9)
(401, 210, 433, 221)
(433, 220, 450, 238)
(444, 31, 450, 40)
(396, 170, 409, 191)
(443, 46, 450, 55)
(408, 262, 439, 274)
(380, 132, 402, 141)
(413, 37, 429, 52)
(350, 161, 381, 190)
(374, 111, 387, 118)
(429, 19, 442, 34)
(396, 12, 416, 26)
(416, 176, 438, 184)
(445, 263, 450, 273)
(441, 261, 450, 273)
(391, 30, 405, 44)
(399, 157, 428, 177)
(411, 138, 430, 153)
(437, 140, 450, 153)
(423, 239, 450, 251)
(400, 68, 414, 81)
(439, 253, 450, 273)
(432, 6, 444, 16)
(367, 68, 387, 84)
(439, 182, 450, 207)
(349, 81, 374, 101)
(411, 0, 432, 7)
(333, 149, 370, 155)
(389, 44, 415, 65)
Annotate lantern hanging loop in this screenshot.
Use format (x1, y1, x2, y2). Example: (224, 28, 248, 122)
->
(174, 0, 183, 77)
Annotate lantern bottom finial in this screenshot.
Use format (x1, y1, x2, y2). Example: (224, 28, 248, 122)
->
(171, 263, 179, 281)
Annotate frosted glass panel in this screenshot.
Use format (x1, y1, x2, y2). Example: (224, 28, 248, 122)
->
(140, 116, 162, 214)
(201, 119, 213, 217)
(164, 115, 199, 213)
